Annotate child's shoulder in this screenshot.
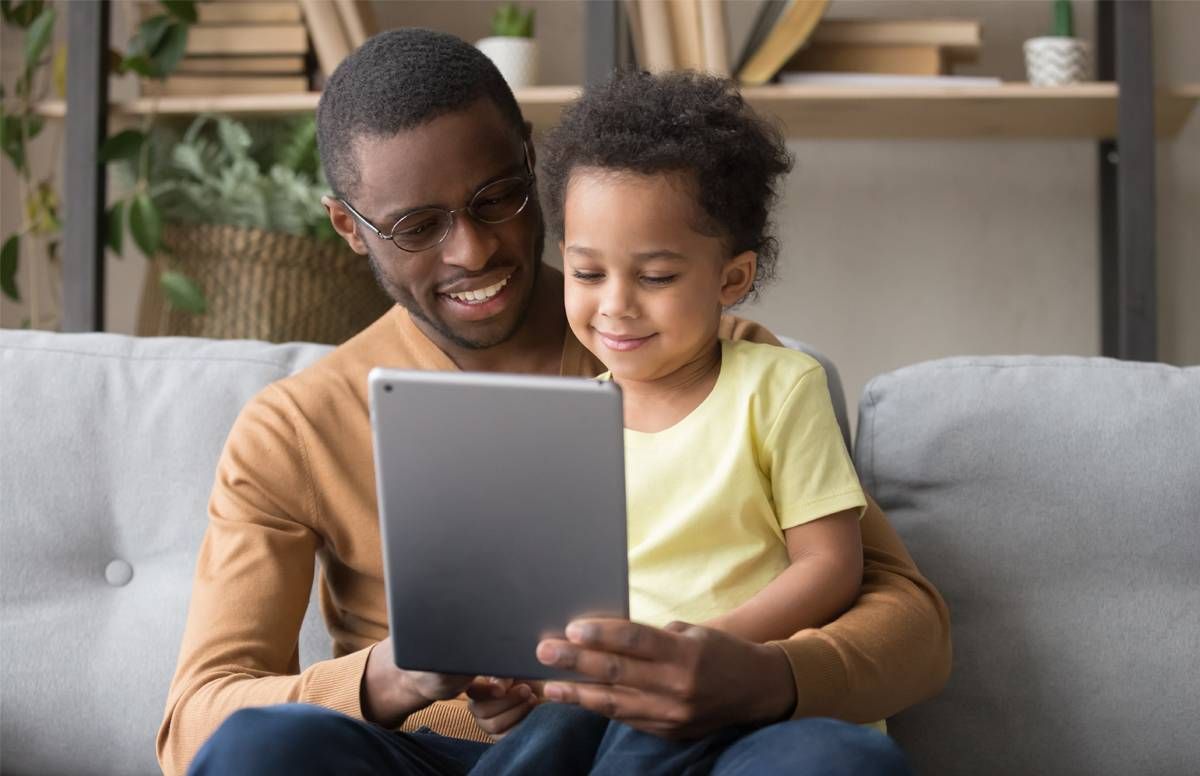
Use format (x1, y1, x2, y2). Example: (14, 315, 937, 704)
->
(722, 338, 825, 385)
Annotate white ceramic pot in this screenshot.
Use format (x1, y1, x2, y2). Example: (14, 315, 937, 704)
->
(476, 36, 538, 90)
(1024, 36, 1090, 86)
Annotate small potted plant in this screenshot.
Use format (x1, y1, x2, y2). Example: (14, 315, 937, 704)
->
(1024, 0, 1090, 86)
(475, 3, 537, 90)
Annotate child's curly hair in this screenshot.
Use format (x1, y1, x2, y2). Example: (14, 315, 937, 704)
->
(540, 69, 793, 299)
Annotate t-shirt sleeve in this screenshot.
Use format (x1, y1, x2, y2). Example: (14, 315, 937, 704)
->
(761, 365, 867, 530)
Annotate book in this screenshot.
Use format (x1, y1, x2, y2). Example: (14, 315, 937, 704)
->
(142, 75, 309, 97)
(785, 44, 944, 76)
(334, 0, 376, 48)
(698, 0, 730, 76)
(299, 0, 354, 76)
(736, 0, 830, 86)
(667, 0, 705, 71)
(185, 24, 309, 55)
(176, 55, 307, 75)
(638, 0, 677, 72)
(811, 19, 981, 58)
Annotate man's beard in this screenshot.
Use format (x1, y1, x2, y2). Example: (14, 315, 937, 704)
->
(365, 215, 545, 351)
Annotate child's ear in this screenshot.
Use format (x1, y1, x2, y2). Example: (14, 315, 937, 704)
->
(718, 251, 757, 306)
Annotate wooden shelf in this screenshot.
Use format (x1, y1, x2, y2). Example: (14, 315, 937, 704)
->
(36, 83, 1200, 139)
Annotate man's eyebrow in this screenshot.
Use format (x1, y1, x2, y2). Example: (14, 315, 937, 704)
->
(378, 158, 527, 226)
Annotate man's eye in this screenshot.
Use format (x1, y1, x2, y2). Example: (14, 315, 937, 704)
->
(642, 275, 676, 285)
(571, 270, 603, 282)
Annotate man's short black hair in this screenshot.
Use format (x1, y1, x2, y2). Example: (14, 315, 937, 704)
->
(316, 28, 526, 198)
(540, 70, 793, 298)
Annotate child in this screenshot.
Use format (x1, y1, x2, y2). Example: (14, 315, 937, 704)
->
(471, 69, 868, 774)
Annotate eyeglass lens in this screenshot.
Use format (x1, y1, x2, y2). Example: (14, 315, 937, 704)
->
(390, 176, 531, 252)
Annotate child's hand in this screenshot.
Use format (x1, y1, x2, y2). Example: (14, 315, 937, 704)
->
(466, 676, 539, 740)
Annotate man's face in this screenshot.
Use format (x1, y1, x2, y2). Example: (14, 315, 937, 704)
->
(337, 100, 543, 350)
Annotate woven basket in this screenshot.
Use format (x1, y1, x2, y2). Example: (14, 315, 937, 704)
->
(137, 223, 394, 344)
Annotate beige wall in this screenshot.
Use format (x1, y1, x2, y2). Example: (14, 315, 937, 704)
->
(3, 1, 1196, 426)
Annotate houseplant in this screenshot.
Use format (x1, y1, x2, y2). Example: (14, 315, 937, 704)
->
(1024, 0, 1090, 86)
(132, 113, 392, 343)
(0, 0, 197, 326)
(475, 3, 537, 90)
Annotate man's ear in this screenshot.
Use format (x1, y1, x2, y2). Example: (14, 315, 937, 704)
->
(322, 195, 369, 256)
(718, 250, 757, 307)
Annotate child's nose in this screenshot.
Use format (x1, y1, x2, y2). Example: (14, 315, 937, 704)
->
(599, 279, 637, 319)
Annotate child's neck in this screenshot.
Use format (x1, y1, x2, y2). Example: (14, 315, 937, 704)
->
(615, 340, 722, 433)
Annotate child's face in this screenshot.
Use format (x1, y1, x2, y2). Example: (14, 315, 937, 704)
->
(562, 169, 752, 382)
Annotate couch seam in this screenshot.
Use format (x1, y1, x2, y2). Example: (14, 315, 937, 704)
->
(0, 342, 315, 370)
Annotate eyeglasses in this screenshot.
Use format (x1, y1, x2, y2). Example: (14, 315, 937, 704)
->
(339, 141, 535, 254)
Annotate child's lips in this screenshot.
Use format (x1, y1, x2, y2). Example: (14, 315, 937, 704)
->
(596, 331, 656, 352)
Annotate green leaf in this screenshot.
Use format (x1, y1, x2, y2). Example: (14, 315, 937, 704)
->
(25, 114, 44, 141)
(1, 234, 19, 301)
(2, 1, 45, 28)
(160, 0, 196, 23)
(99, 129, 146, 163)
(119, 55, 155, 77)
(0, 116, 26, 173)
(160, 270, 206, 313)
(148, 21, 189, 78)
(129, 193, 162, 255)
(106, 201, 124, 254)
(24, 7, 55, 72)
(126, 15, 171, 60)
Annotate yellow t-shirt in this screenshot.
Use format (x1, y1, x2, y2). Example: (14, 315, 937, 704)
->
(620, 338, 867, 628)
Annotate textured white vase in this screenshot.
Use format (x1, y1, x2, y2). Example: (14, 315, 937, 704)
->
(476, 36, 538, 90)
(1024, 37, 1090, 86)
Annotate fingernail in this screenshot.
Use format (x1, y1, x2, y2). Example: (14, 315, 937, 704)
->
(565, 622, 594, 642)
(544, 683, 564, 701)
(537, 643, 558, 663)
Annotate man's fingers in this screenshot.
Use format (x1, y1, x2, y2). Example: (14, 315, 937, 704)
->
(468, 683, 534, 716)
(561, 618, 683, 659)
(536, 640, 684, 694)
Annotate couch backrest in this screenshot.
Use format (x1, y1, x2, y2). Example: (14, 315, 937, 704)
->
(855, 356, 1200, 776)
(0, 331, 333, 775)
(0, 329, 847, 775)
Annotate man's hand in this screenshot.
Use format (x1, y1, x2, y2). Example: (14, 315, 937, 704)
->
(361, 638, 475, 728)
(466, 677, 540, 739)
(536, 619, 796, 739)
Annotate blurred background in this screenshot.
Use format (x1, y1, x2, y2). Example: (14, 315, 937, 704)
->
(1, 0, 1196, 424)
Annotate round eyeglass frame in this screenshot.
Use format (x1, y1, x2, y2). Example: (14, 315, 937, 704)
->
(338, 140, 535, 254)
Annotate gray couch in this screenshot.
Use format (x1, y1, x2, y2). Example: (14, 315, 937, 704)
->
(1, 329, 1196, 775)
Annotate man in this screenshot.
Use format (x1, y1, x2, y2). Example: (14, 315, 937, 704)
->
(159, 28, 949, 776)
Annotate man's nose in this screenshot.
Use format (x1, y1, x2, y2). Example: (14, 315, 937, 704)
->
(439, 212, 498, 271)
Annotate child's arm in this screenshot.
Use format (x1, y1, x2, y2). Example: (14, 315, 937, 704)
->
(705, 509, 863, 644)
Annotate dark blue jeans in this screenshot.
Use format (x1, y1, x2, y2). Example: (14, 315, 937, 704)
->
(189, 702, 911, 776)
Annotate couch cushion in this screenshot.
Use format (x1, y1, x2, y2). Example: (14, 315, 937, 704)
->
(855, 356, 1200, 776)
(0, 331, 333, 775)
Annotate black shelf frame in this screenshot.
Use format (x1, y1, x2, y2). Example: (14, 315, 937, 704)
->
(62, 0, 1160, 361)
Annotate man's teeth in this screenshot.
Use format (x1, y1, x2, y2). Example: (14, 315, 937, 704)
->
(447, 276, 509, 303)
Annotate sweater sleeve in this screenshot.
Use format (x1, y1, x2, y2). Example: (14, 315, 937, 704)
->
(156, 385, 371, 776)
(770, 493, 952, 722)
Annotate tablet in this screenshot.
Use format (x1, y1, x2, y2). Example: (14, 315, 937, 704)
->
(368, 368, 629, 680)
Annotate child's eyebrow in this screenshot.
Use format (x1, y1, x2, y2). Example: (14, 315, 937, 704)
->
(565, 245, 689, 262)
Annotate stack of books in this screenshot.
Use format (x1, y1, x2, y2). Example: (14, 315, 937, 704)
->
(779, 18, 986, 85)
(139, 0, 376, 97)
(622, 1, 993, 88)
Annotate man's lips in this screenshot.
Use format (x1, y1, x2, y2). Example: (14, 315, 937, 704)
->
(596, 331, 656, 352)
(436, 268, 519, 322)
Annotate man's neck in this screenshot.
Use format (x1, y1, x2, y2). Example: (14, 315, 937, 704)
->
(441, 263, 567, 375)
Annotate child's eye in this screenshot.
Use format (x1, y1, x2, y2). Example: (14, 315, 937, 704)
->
(641, 275, 676, 286)
(571, 270, 603, 282)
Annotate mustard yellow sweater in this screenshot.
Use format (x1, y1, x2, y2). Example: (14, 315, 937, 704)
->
(157, 305, 951, 775)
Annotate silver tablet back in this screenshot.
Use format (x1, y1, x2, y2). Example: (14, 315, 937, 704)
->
(369, 368, 628, 680)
